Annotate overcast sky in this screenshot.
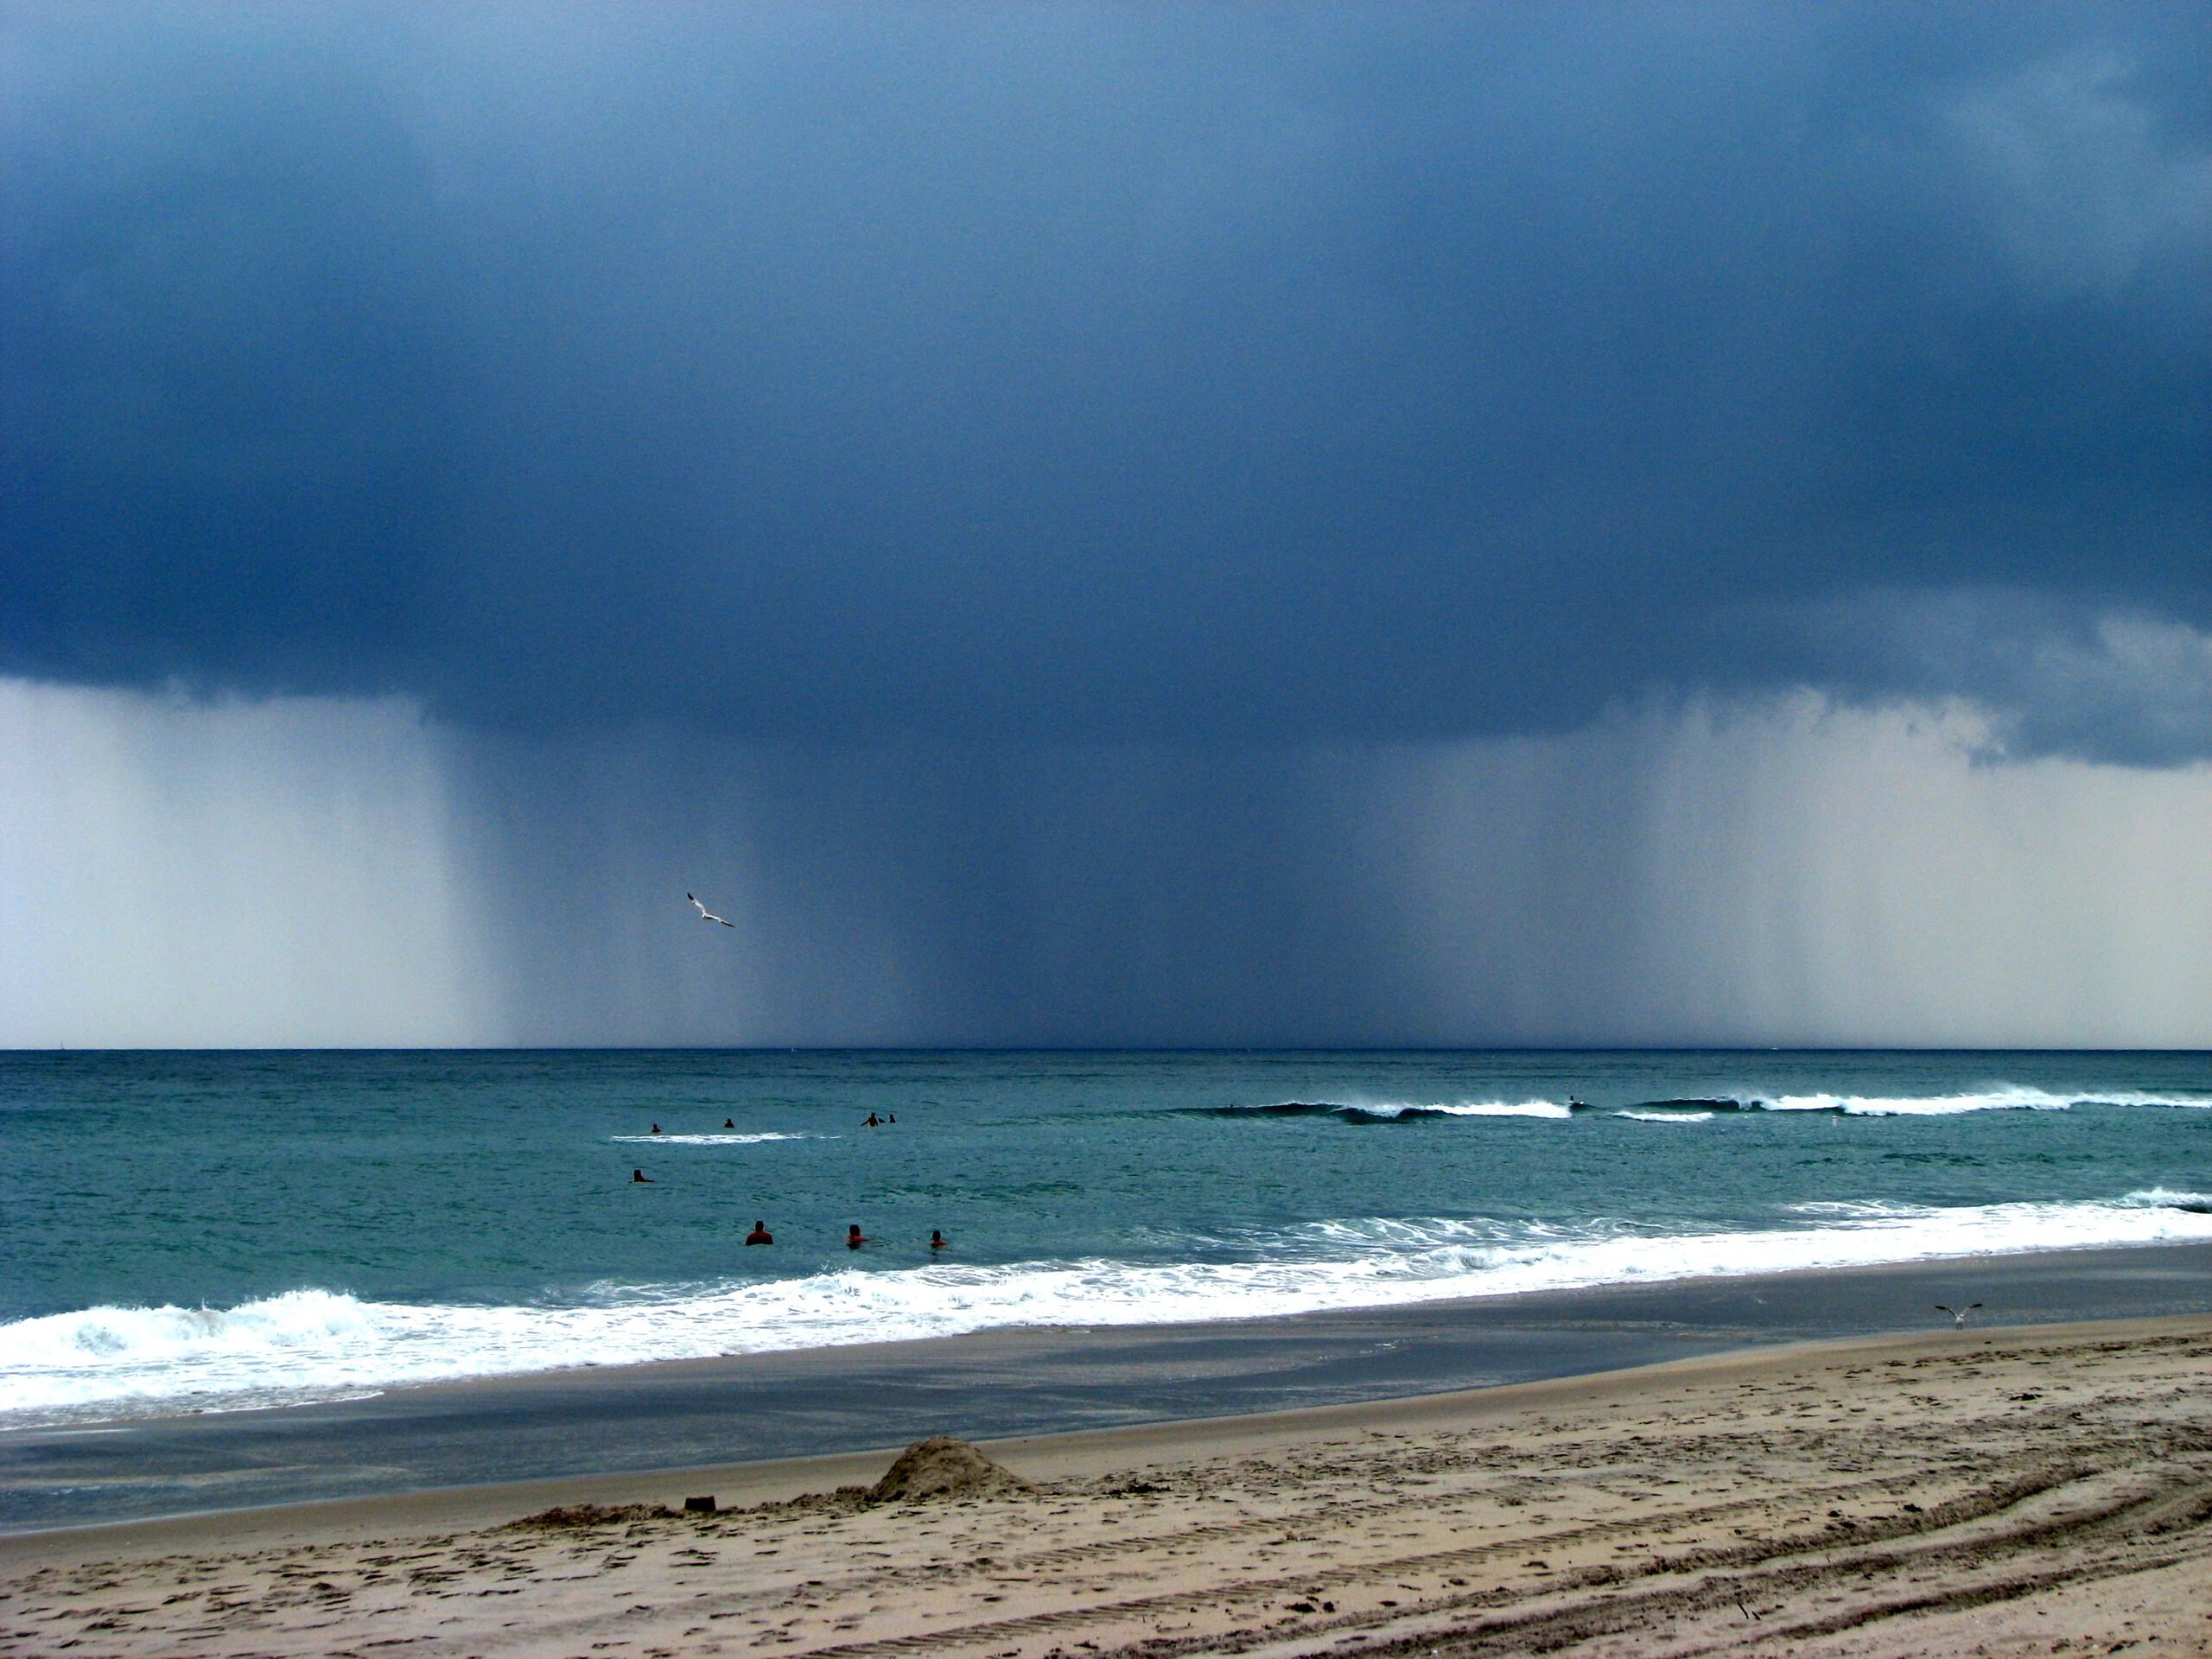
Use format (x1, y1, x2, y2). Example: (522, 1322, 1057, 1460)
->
(3, 3, 2207, 1046)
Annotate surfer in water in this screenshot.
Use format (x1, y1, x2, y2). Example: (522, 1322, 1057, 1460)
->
(631, 1169, 653, 1183)
(930, 1229, 949, 1250)
(863, 1112, 882, 1127)
(745, 1220, 773, 1245)
(847, 1224, 868, 1249)
(724, 1118, 735, 1129)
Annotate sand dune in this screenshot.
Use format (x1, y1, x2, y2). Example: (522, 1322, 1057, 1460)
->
(4, 1318, 2209, 1657)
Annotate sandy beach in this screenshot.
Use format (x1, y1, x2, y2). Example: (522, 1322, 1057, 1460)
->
(5, 1313, 2209, 1658)
(12, 1243, 2209, 1535)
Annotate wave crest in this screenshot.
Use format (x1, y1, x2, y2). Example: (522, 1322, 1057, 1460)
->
(1190, 1088, 2209, 1122)
(1714, 1087, 2209, 1116)
(608, 1132, 815, 1146)
(1191, 1099, 1572, 1122)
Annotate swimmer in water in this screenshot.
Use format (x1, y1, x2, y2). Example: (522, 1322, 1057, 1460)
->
(847, 1224, 867, 1249)
(930, 1229, 948, 1250)
(745, 1220, 772, 1246)
(632, 1169, 653, 1183)
(887, 1113, 896, 1124)
(651, 1123, 662, 1135)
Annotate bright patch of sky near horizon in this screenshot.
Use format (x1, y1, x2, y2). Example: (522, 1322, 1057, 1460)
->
(3, 677, 2206, 1049)
(0, 681, 483, 1047)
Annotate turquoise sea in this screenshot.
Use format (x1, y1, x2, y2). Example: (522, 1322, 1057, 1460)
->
(3, 1049, 2209, 1428)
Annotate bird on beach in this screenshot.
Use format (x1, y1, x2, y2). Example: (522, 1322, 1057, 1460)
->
(687, 893, 734, 927)
(1935, 1303, 1983, 1327)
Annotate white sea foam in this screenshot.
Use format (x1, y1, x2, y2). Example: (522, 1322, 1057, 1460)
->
(1395, 1100, 1571, 1119)
(607, 1133, 815, 1146)
(1755, 1086, 2209, 1116)
(6, 1194, 2210, 1427)
(1220, 1089, 2209, 1122)
(2120, 1187, 2212, 1210)
(1313, 1099, 1571, 1120)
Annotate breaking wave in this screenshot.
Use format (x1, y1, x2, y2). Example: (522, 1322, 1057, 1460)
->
(1751, 1088, 2209, 1116)
(1194, 1088, 2210, 1122)
(608, 1132, 816, 1146)
(8, 1192, 2210, 1428)
(1189, 1100, 1573, 1122)
(1624, 1088, 2212, 1116)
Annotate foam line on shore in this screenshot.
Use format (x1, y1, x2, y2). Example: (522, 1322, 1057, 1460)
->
(6, 1192, 2212, 1428)
(6, 1313, 2209, 1559)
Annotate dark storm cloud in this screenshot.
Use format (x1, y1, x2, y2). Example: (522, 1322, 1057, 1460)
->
(3, 3, 2207, 755)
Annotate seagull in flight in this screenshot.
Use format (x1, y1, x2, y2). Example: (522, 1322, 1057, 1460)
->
(1935, 1303, 1983, 1327)
(687, 893, 734, 927)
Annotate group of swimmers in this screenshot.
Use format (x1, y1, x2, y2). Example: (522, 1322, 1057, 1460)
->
(627, 1115, 942, 1254)
(737, 1221, 950, 1251)
(639, 1113, 893, 1133)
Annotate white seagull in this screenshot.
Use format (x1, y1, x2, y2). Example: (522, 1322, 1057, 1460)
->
(687, 893, 734, 928)
(1935, 1303, 1983, 1327)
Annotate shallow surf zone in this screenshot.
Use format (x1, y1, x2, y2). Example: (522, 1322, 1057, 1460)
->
(5, 1192, 2210, 1430)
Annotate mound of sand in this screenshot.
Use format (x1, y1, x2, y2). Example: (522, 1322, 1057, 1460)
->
(503, 1502, 677, 1531)
(867, 1436, 1032, 1504)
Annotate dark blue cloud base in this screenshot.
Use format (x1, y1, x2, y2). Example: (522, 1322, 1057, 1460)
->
(4, 4, 2206, 757)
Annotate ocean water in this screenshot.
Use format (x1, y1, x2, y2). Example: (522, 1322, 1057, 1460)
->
(2, 1049, 2209, 1429)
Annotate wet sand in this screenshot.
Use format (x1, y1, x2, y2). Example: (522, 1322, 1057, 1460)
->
(7, 1241, 2210, 1531)
(3, 1315, 2209, 1658)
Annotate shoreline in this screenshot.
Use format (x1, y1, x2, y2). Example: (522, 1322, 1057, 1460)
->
(5, 1239, 2209, 1535)
(1, 1310, 2201, 1560)
(5, 1313, 2209, 1656)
